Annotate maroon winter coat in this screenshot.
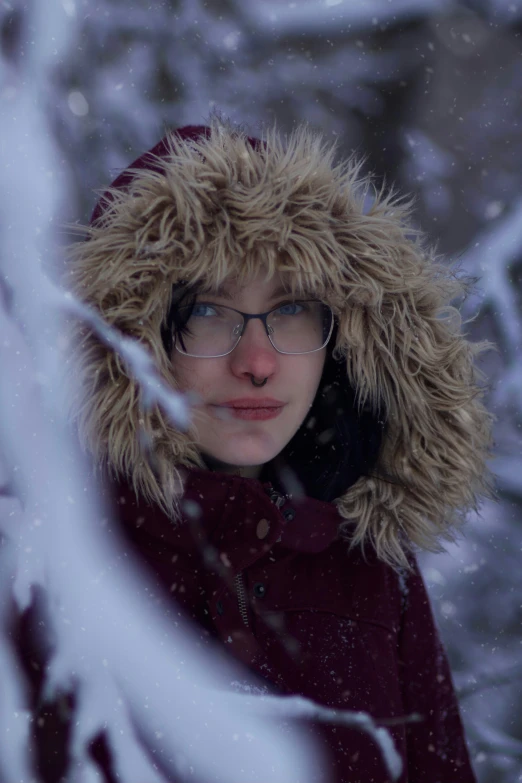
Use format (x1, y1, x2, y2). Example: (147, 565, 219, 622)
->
(12, 464, 477, 783)
(102, 465, 475, 783)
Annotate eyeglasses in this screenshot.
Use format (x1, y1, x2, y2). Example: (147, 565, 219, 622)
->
(173, 300, 334, 358)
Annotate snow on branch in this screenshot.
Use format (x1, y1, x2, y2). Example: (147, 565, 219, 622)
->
(229, 0, 451, 38)
(0, 488, 34, 783)
(0, 2, 322, 781)
(227, 690, 418, 782)
(484, 0, 522, 23)
(458, 198, 522, 412)
(468, 718, 522, 761)
(60, 287, 192, 429)
(457, 663, 522, 700)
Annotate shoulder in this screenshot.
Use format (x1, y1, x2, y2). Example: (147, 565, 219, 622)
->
(342, 539, 407, 618)
(272, 536, 408, 634)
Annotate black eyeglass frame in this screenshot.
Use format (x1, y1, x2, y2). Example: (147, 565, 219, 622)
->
(174, 300, 335, 358)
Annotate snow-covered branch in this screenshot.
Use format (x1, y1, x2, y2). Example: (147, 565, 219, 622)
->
(0, 483, 34, 783)
(60, 287, 192, 429)
(468, 719, 522, 761)
(0, 2, 322, 781)
(229, 0, 451, 38)
(458, 199, 522, 412)
(457, 664, 522, 700)
(459, 199, 522, 352)
(227, 690, 420, 782)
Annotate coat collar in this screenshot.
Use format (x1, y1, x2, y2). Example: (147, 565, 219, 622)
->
(183, 466, 342, 553)
(112, 466, 343, 574)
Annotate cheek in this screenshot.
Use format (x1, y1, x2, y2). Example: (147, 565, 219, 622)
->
(170, 354, 217, 397)
(305, 353, 327, 395)
(170, 354, 198, 392)
(315, 352, 327, 384)
(287, 354, 326, 412)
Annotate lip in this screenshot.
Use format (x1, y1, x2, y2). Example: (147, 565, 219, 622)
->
(218, 397, 285, 409)
(211, 398, 286, 422)
(216, 406, 284, 421)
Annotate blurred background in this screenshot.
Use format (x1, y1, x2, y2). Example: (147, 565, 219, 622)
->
(2, 0, 521, 780)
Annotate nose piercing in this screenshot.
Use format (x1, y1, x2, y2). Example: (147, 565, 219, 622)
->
(250, 375, 268, 388)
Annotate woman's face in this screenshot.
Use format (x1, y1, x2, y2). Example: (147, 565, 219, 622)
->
(170, 271, 327, 477)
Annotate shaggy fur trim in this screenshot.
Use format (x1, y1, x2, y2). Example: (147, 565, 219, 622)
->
(65, 117, 496, 568)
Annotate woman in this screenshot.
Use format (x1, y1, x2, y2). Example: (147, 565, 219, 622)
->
(26, 118, 494, 781)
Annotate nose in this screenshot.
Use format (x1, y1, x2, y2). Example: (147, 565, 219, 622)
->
(228, 317, 278, 382)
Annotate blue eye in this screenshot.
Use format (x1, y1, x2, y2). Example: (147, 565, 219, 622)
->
(191, 304, 217, 317)
(276, 302, 304, 316)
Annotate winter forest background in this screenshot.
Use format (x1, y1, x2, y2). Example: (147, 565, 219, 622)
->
(1, 0, 522, 781)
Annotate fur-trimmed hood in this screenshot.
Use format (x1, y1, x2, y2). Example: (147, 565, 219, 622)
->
(66, 117, 495, 567)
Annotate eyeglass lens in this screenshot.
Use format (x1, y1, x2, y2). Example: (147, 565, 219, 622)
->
(176, 301, 333, 357)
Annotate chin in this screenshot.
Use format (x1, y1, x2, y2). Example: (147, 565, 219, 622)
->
(219, 447, 275, 468)
(210, 432, 283, 468)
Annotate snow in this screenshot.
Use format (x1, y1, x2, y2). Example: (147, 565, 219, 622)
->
(233, 0, 452, 37)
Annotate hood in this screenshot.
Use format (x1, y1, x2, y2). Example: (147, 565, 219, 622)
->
(65, 116, 495, 567)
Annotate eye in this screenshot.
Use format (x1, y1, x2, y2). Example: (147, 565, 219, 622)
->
(276, 302, 305, 316)
(191, 303, 218, 317)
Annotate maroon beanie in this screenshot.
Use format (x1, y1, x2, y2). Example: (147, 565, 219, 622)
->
(90, 126, 210, 225)
(90, 125, 262, 225)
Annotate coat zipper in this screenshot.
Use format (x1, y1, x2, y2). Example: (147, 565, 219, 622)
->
(234, 485, 287, 628)
(234, 573, 250, 628)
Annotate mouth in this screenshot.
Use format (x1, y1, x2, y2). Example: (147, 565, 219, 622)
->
(211, 399, 285, 421)
(222, 407, 283, 421)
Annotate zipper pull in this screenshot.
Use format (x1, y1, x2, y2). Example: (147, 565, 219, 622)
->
(266, 486, 286, 508)
(271, 491, 286, 508)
